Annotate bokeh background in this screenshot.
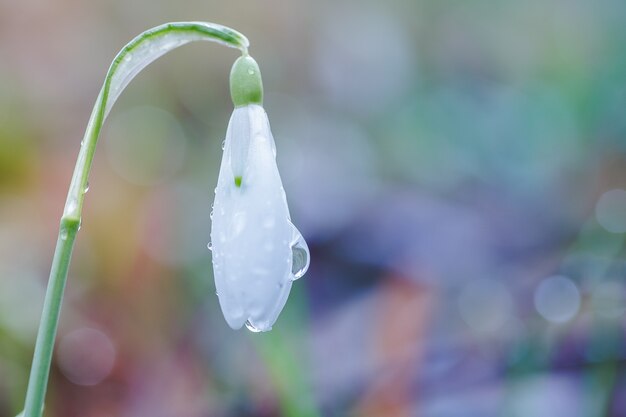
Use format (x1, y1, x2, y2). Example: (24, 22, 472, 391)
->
(1, 0, 626, 416)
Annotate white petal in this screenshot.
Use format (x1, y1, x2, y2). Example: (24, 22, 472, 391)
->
(211, 104, 309, 331)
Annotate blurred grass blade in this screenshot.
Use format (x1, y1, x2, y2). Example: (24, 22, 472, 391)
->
(254, 331, 322, 417)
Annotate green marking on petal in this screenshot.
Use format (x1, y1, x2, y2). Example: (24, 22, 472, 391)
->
(234, 176, 242, 187)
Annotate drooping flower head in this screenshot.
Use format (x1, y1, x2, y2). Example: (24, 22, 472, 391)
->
(210, 55, 309, 332)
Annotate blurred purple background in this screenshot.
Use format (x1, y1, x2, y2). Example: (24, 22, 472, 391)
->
(1, 0, 626, 416)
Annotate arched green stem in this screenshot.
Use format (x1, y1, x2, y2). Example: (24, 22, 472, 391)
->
(22, 22, 248, 417)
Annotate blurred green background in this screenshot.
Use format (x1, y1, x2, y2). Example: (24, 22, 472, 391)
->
(1, 0, 626, 416)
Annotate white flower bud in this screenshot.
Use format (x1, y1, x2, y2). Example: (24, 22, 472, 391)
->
(210, 104, 309, 332)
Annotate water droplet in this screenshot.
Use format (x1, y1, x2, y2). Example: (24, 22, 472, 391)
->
(214, 187, 218, 194)
(247, 69, 255, 75)
(60, 229, 68, 241)
(210, 210, 214, 220)
(207, 242, 213, 251)
(221, 140, 226, 150)
(83, 182, 90, 193)
(290, 229, 310, 280)
(245, 320, 262, 333)
(80, 140, 84, 146)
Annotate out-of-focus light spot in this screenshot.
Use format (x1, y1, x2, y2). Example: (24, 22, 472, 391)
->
(458, 280, 513, 334)
(595, 189, 626, 233)
(590, 281, 626, 319)
(534, 276, 580, 323)
(104, 106, 187, 185)
(57, 328, 116, 386)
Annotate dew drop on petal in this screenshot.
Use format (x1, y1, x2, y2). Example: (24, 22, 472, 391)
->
(207, 242, 213, 251)
(221, 140, 226, 150)
(291, 248, 308, 278)
(245, 320, 262, 332)
(83, 182, 90, 193)
(290, 227, 310, 280)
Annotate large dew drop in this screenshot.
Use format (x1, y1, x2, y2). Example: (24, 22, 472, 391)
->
(245, 320, 263, 333)
(290, 225, 310, 280)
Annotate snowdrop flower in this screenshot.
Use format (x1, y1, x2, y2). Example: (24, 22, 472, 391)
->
(210, 55, 310, 332)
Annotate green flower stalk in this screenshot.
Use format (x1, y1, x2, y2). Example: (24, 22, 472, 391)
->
(20, 21, 308, 417)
